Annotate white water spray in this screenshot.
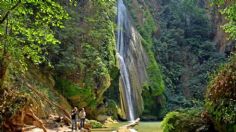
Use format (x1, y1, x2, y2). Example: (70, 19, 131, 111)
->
(116, 0, 135, 121)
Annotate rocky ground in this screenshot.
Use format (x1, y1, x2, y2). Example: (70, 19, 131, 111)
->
(25, 126, 82, 132)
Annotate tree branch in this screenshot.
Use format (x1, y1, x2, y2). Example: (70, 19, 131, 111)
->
(0, 0, 21, 24)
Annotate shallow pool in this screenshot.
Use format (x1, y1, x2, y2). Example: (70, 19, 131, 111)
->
(92, 122, 162, 132)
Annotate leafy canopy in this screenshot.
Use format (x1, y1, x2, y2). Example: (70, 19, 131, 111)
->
(0, 0, 68, 68)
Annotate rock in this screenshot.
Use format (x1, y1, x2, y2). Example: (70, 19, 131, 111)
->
(104, 117, 118, 126)
(117, 107, 127, 120)
(86, 119, 103, 128)
(47, 114, 70, 127)
(117, 127, 131, 132)
(196, 125, 211, 132)
(96, 114, 108, 122)
(77, 122, 92, 132)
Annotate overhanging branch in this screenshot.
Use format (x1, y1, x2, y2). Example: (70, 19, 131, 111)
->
(0, 0, 21, 24)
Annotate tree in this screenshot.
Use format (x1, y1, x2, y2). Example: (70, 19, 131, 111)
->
(49, 0, 117, 118)
(211, 0, 236, 39)
(0, 0, 68, 88)
(153, 0, 225, 112)
(205, 53, 236, 131)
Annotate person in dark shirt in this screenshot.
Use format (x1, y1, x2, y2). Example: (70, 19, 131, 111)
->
(71, 107, 78, 131)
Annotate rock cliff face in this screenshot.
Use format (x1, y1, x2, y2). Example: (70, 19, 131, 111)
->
(208, 1, 236, 54)
(211, 8, 229, 53)
(124, 0, 226, 117)
(123, 0, 166, 118)
(125, 27, 149, 116)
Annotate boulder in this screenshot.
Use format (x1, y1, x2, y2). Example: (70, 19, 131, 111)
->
(104, 117, 118, 126)
(96, 114, 108, 122)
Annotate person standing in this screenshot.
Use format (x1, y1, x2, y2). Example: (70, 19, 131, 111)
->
(79, 108, 86, 129)
(71, 107, 78, 131)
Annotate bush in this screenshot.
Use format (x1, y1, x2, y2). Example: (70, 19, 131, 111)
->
(161, 108, 214, 132)
(0, 89, 29, 122)
(161, 111, 179, 131)
(55, 78, 97, 108)
(106, 100, 118, 119)
(205, 54, 236, 132)
(87, 120, 103, 128)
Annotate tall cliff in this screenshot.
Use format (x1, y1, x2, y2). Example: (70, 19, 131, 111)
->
(52, 0, 118, 119)
(1, 1, 230, 129)
(123, 0, 166, 119)
(124, 0, 226, 116)
(161, 1, 236, 131)
(0, 1, 119, 127)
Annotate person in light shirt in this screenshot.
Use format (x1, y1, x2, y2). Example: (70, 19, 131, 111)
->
(79, 107, 86, 129)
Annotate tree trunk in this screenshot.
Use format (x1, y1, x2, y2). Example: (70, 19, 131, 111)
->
(0, 10, 11, 89)
(117, 118, 140, 132)
(0, 53, 10, 89)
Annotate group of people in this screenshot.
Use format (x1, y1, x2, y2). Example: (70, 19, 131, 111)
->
(71, 107, 86, 131)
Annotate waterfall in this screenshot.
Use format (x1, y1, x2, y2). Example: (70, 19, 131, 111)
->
(117, 0, 135, 121)
(116, 0, 149, 121)
(117, 53, 135, 121)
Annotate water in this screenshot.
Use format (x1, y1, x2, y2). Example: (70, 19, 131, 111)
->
(92, 122, 162, 132)
(116, 0, 135, 121)
(117, 54, 135, 121)
(116, 0, 127, 56)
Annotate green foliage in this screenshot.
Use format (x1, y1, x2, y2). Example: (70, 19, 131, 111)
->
(138, 11, 157, 46)
(147, 54, 165, 96)
(125, 0, 165, 97)
(50, 1, 117, 114)
(0, 1, 68, 126)
(125, 0, 166, 117)
(138, 11, 165, 96)
(106, 100, 118, 119)
(161, 111, 178, 132)
(153, 0, 225, 112)
(211, 0, 236, 40)
(205, 53, 236, 132)
(162, 58, 236, 132)
(0, 0, 68, 69)
(80, 0, 117, 72)
(88, 120, 103, 128)
(161, 108, 212, 132)
(53, 0, 116, 85)
(56, 78, 97, 108)
(81, 44, 110, 90)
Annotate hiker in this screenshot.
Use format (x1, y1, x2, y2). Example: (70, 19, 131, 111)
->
(79, 108, 86, 129)
(71, 107, 78, 131)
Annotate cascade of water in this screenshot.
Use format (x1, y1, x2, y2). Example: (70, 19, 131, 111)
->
(117, 53, 135, 121)
(116, 0, 135, 121)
